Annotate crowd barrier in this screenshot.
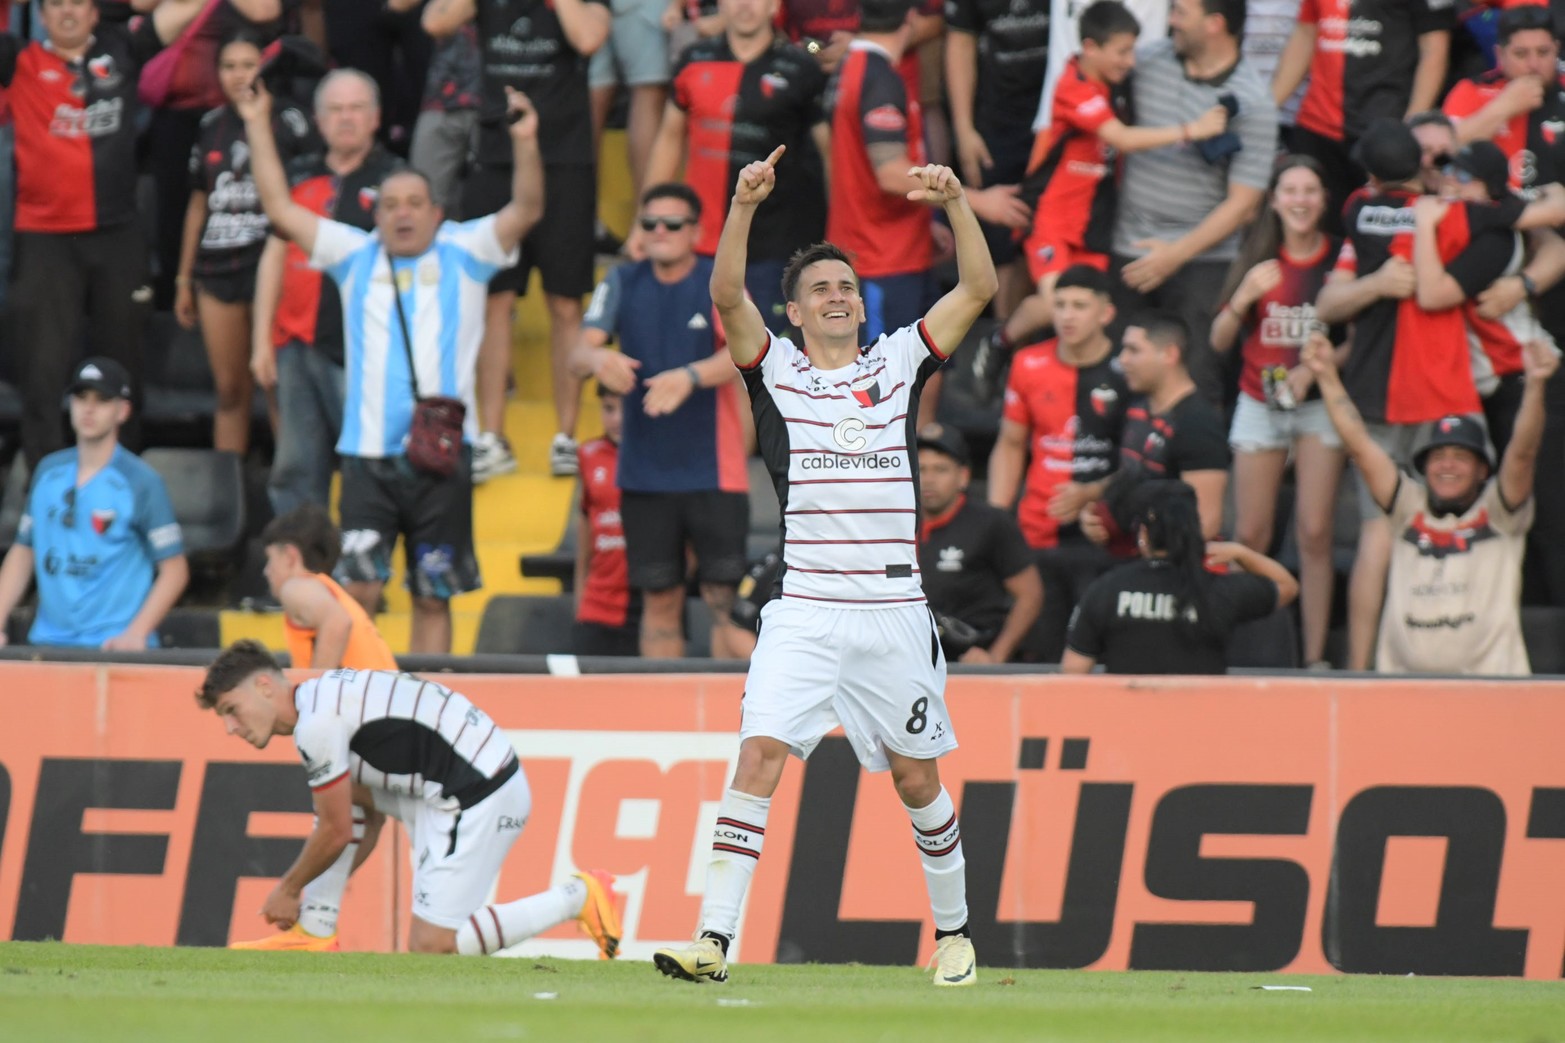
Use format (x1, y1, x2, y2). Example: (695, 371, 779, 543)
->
(0, 661, 1562, 978)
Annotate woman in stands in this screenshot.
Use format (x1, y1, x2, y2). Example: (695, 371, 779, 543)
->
(175, 32, 314, 454)
(1209, 155, 1343, 670)
(1062, 481, 1298, 674)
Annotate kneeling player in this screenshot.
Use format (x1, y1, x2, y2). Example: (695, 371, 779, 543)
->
(198, 640, 621, 957)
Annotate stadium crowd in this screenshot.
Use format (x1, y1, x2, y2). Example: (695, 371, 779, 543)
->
(0, 0, 1562, 675)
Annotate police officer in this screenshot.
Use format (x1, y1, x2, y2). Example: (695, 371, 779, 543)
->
(917, 423, 1042, 663)
(1063, 480, 1296, 674)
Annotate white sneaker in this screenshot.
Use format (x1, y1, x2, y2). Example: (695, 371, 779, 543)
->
(929, 934, 977, 987)
(550, 433, 579, 477)
(653, 935, 728, 984)
(471, 432, 517, 483)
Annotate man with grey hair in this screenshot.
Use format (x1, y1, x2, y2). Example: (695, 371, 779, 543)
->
(252, 69, 404, 517)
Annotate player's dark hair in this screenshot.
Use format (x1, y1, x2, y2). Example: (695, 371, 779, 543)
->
(1131, 310, 1190, 367)
(261, 505, 341, 574)
(1217, 154, 1329, 310)
(1134, 481, 1220, 643)
(641, 181, 703, 219)
(1079, 0, 1141, 46)
(1054, 264, 1114, 299)
(196, 640, 284, 710)
(1196, 0, 1245, 40)
(859, 0, 915, 33)
(782, 242, 859, 303)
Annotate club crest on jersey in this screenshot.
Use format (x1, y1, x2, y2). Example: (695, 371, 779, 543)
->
(359, 186, 379, 210)
(90, 509, 115, 535)
(1545, 120, 1565, 146)
(87, 55, 120, 88)
(1090, 385, 1119, 416)
(760, 73, 788, 97)
(850, 373, 883, 408)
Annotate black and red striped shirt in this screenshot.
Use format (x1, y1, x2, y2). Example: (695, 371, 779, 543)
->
(0, 19, 164, 233)
(1296, 0, 1454, 143)
(670, 34, 826, 261)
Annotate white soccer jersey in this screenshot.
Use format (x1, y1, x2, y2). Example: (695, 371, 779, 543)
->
(740, 323, 947, 607)
(292, 669, 518, 812)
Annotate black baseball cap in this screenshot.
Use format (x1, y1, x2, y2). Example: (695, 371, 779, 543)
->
(916, 422, 970, 466)
(1414, 414, 1493, 472)
(1446, 142, 1511, 200)
(68, 357, 132, 400)
(1353, 118, 1422, 184)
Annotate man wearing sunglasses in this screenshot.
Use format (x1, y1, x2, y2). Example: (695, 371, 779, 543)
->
(568, 182, 751, 660)
(0, 357, 188, 650)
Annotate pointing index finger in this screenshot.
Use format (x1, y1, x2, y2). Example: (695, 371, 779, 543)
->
(765, 145, 786, 167)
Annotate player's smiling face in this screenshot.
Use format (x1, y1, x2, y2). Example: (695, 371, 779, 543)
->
(788, 260, 864, 344)
(214, 680, 278, 749)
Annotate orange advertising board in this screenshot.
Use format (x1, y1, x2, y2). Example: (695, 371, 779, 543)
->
(0, 663, 1563, 977)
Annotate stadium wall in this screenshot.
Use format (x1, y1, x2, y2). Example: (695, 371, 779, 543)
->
(0, 663, 1562, 978)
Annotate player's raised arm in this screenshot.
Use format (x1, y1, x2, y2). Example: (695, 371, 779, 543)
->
(916, 164, 998, 356)
(712, 145, 784, 367)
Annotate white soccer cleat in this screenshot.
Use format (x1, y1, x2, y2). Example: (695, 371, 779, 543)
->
(929, 934, 977, 987)
(653, 935, 729, 984)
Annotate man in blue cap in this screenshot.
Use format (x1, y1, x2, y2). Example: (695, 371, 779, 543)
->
(0, 357, 188, 649)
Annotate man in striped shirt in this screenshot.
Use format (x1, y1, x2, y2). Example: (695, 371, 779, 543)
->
(239, 79, 544, 654)
(197, 640, 622, 957)
(652, 146, 996, 988)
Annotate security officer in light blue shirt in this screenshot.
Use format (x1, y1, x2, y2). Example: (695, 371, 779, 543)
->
(0, 358, 189, 649)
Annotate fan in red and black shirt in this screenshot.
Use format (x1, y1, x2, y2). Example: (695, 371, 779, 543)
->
(825, 16, 931, 344)
(1274, 0, 1454, 228)
(574, 391, 640, 656)
(987, 265, 1128, 660)
(645, 3, 829, 333)
(4, 0, 205, 470)
(1442, 5, 1565, 200)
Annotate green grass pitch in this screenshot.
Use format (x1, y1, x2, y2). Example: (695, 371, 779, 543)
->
(0, 942, 1560, 1043)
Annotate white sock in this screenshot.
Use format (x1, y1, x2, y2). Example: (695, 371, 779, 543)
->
(456, 877, 587, 956)
(297, 808, 366, 937)
(906, 787, 968, 933)
(698, 789, 771, 943)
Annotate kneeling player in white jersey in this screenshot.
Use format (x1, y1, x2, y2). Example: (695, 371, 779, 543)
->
(651, 144, 997, 987)
(197, 640, 621, 957)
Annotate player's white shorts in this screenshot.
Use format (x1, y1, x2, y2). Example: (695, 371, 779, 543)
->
(741, 599, 957, 771)
(371, 760, 532, 930)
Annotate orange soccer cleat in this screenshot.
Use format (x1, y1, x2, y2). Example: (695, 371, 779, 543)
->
(574, 869, 623, 960)
(229, 925, 341, 952)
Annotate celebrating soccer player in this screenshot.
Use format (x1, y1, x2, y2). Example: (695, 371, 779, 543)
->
(651, 143, 996, 987)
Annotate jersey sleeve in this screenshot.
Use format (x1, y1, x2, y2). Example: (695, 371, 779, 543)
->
(859, 59, 912, 150)
(1446, 228, 1519, 299)
(1055, 74, 1115, 134)
(990, 511, 1035, 581)
(583, 265, 625, 338)
(1333, 234, 1359, 276)
(1170, 404, 1231, 473)
(1001, 365, 1033, 426)
(1484, 477, 1536, 535)
(944, 0, 979, 36)
(291, 704, 354, 790)
(134, 470, 185, 562)
(310, 218, 372, 278)
(1385, 472, 1426, 525)
(1442, 80, 1483, 121)
(1065, 575, 1112, 659)
(1216, 572, 1280, 625)
(447, 214, 522, 275)
(1410, 0, 1456, 36)
(1297, 0, 1319, 26)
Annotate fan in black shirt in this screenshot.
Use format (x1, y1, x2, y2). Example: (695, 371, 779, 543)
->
(1064, 481, 1297, 674)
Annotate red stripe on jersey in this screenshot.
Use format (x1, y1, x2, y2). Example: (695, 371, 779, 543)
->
(310, 772, 348, 793)
(793, 446, 909, 453)
(786, 537, 918, 544)
(782, 414, 908, 428)
(829, 363, 887, 387)
(783, 592, 928, 604)
(917, 321, 946, 361)
(736, 337, 770, 371)
(777, 384, 851, 400)
(791, 477, 914, 485)
(786, 566, 922, 574)
(786, 507, 918, 515)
